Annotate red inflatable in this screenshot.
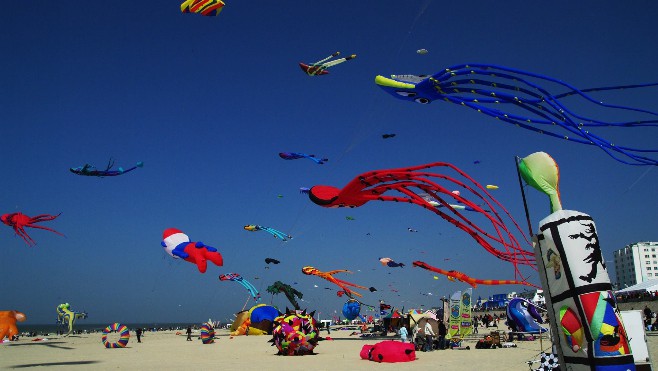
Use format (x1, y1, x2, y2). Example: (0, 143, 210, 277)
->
(360, 341, 416, 363)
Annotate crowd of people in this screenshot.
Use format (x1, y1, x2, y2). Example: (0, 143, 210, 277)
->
(617, 290, 658, 302)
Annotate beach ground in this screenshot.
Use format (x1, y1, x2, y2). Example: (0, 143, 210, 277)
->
(2, 328, 656, 370)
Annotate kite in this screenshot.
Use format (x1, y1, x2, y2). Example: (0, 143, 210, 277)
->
(244, 225, 292, 241)
(382, 134, 396, 139)
(0, 311, 26, 342)
(412, 261, 537, 288)
(161, 228, 223, 273)
(302, 266, 367, 298)
(518, 152, 634, 368)
(407, 227, 418, 232)
(299, 52, 356, 76)
(265, 258, 280, 265)
(306, 161, 536, 283)
(181, 0, 224, 16)
(219, 273, 261, 302)
(416, 49, 428, 55)
(70, 159, 143, 177)
(379, 257, 405, 268)
(346, 216, 355, 221)
(56, 303, 87, 336)
(266, 281, 303, 310)
(369, 287, 378, 292)
(375, 63, 658, 166)
(342, 299, 361, 321)
(486, 185, 499, 190)
(279, 152, 328, 165)
(2, 212, 64, 246)
(299, 187, 311, 194)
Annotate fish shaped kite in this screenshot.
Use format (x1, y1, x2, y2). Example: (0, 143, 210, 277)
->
(181, 0, 225, 16)
(279, 152, 328, 165)
(412, 261, 537, 288)
(299, 52, 356, 76)
(219, 273, 261, 302)
(375, 63, 658, 166)
(70, 159, 143, 177)
(265, 258, 281, 265)
(379, 257, 405, 268)
(301, 266, 367, 298)
(2, 212, 64, 246)
(244, 225, 292, 241)
(306, 162, 536, 283)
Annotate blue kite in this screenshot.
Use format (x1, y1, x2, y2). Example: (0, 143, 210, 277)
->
(375, 63, 658, 166)
(279, 152, 328, 165)
(70, 159, 143, 177)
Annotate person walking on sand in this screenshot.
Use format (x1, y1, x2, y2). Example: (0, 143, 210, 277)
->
(136, 327, 143, 343)
(186, 325, 192, 341)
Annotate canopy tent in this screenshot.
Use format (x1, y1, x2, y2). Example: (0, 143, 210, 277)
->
(616, 279, 658, 294)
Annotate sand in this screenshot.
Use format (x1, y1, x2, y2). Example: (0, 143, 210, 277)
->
(1, 329, 657, 370)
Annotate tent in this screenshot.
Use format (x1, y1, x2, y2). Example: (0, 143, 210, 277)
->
(616, 279, 658, 294)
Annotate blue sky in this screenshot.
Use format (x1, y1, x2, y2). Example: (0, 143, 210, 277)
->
(2, 1, 657, 324)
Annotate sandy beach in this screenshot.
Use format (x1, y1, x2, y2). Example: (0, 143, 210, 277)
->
(2, 329, 657, 370)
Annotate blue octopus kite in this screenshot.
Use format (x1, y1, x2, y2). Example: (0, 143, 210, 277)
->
(375, 63, 658, 166)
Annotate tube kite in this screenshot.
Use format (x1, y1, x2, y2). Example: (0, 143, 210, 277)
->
(70, 159, 143, 177)
(518, 152, 634, 370)
(220, 273, 261, 302)
(244, 225, 292, 241)
(307, 162, 536, 283)
(302, 266, 367, 298)
(375, 64, 658, 166)
(412, 261, 537, 288)
(299, 52, 356, 76)
(181, 0, 225, 16)
(279, 152, 328, 165)
(161, 228, 223, 273)
(2, 212, 64, 246)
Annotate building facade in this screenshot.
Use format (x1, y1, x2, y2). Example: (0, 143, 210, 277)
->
(613, 241, 658, 289)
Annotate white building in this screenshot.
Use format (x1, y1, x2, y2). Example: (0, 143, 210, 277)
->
(613, 241, 658, 289)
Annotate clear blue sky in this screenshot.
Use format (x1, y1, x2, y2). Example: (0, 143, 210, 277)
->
(2, 1, 657, 324)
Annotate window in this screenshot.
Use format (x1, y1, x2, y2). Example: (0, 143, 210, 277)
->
(648, 267, 652, 270)
(649, 273, 653, 277)
(646, 255, 650, 258)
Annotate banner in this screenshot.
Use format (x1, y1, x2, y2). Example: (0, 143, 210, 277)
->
(447, 290, 461, 339)
(459, 288, 473, 338)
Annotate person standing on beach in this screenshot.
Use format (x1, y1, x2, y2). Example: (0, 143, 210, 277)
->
(399, 325, 408, 343)
(186, 325, 192, 341)
(423, 321, 435, 351)
(136, 328, 143, 343)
